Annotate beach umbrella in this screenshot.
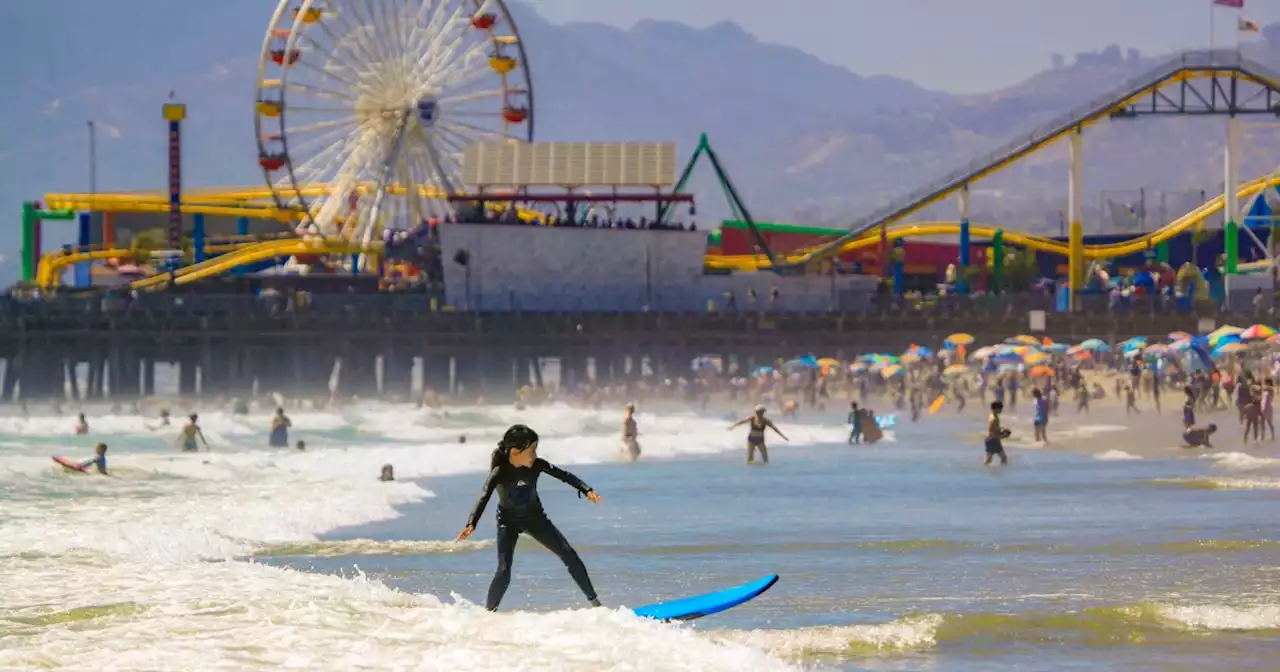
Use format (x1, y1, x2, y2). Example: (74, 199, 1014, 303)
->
(900, 353, 922, 364)
(1209, 333, 1242, 349)
(1043, 343, 1069, 354)
(1071, 350, 1094, 360)
(1168, 331, 1191, 341)
(1007, 335, 1041, 346)
(1240, 324, 1276, 341)
(848, 362, 868, 374)
(788, 355, 821, 369)
(970, 346, 998, 360)
(906, 344, 935, 358)
(1023, 352, 1050, 365)
(1267, 334, 1280, 346)
(1079, 339, 1110, 351)
(880, 364, 905, 378)
(943, 364, 969, 376)
(1119, 336, 1147, 348)
(1066, 344, 1086, 355)
(1144, 344, 1169, 356)
(1029, 365, 1055, 377)
(946, 333, 975, 346)
(1207, 325, 1244, 346)
(1213, 342, 1248, 357)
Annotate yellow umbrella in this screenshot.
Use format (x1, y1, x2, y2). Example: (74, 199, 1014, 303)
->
(1029, 365, 1055, 377)
(1010, 335, 1040, 346)
(881, 364, 905, 378)
(946, 333, 975, 346)
(1023, 352, 1049, 365)
(900, 353, 922, 364)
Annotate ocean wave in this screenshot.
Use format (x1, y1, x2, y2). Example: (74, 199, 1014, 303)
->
(254, 538, 494, 558)
(1144, 476, 1280, 491)
(721, 600, 1280, 661)
(1201, 452, 1280, 471)
(1094, 450, 1143, 461)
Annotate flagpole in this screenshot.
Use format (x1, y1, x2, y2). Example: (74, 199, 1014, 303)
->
(1210, 3, 1216, 54)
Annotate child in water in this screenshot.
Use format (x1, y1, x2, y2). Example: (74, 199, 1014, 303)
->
(985, 401, 1011, 466)
(179, 414, 209, 452)
(79, 442, 108, 475)
(457, 424, 603, 611)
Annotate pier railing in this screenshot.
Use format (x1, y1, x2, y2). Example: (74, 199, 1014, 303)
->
(0, 293, 1269, 343)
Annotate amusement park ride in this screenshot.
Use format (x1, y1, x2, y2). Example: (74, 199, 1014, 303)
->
(20, 1, 1280, 310)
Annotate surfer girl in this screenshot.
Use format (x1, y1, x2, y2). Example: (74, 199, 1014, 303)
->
(621, 403, 641, 462)
(457, 424, 603, 612)
(179, 414, 209, 452)
(984, 401, 1011, 466)
(269, 408, 292, 448)
(729, 405, 789, 464)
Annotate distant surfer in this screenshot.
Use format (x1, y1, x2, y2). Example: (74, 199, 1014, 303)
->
(729, 405, 789, 464)
(621, 403, 641, 462)
(179, 414, 209, 452)
(74, 413, 88, 435)
(984, 401, 1011, 466)
(457, 424, 603, 612)
(269, 408, 292, 447)
(80, 443, 109, 475)
(847, 402, 862, 444)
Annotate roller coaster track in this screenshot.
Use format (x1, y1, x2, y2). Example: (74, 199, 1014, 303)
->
(758, 50, 1280, 270)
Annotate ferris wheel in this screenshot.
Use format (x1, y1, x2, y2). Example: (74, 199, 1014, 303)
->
(253, 0, 534, 247)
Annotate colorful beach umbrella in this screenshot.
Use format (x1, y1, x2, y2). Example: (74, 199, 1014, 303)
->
(880, 364, 905, 378)
(1168, 331, 1191, 341)
(1007, 335, 1041, 346)
(1240, 324, 1276, 341)
(1079, 339, 1110, 351)
(946, 333, 975, 346)
(1023, 352, 1050, 365)
(1029, 365, 1055, 377)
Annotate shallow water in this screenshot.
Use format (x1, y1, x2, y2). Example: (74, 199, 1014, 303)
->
(1, 404, 1277, 670)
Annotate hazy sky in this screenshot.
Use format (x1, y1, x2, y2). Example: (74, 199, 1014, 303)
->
(530, 0, 1280, 93)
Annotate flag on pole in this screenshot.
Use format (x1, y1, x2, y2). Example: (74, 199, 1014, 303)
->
(1214, 0, 1244, 7)
(1239, 17, 1261, 32)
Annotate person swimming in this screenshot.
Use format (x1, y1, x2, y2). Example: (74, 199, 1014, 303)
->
(79, 442, 108, 475)
(621, 403, 641, 462)
(179, 414, 209, 452)
(269, 408, 292, 448)
(729, 405, 789, 464)
(457, 424, 603, 612)
(74, 413, 88, 435)
(379, 464, 395, 481)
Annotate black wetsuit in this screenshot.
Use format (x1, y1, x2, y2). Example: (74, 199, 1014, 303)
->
(466, 457, 599, 611)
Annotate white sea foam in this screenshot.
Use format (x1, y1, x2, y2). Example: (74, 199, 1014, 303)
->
(0, 403, 808, 670)
(1094, 450, 1143, 461)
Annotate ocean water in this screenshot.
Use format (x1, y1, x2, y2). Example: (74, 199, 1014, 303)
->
(1, 404, 1278, 671)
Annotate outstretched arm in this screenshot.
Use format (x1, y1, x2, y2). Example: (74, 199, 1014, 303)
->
(767, 420, 789, 441)
(537, 459, 593, 495)
(728, 417, 750, 429)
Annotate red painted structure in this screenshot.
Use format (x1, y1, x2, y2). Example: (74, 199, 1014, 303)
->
(716, 222, 984, 279)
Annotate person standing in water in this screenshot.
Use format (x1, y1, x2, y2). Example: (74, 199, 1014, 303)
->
(179, 414, 209, 452)
(621, 403, 641, 462)
(74, 413, 89, 435)
(457, 424, 602, 612)
(729, 405, 789, 464)
(1032, 389, 1049, 443)
(847, 402, 863, 444)
(984, 401, 1011, 466)
(269, 408, 292, 448)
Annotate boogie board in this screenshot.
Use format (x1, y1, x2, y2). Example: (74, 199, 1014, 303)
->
(875, 414, 897, 430)
(632, 574, 778, 622)
(52, 456, 88, 473)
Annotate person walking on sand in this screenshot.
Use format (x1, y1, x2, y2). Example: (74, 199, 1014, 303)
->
(1262, 380, 1276, 441)
(1124, 385, 1139, 415)
(1182, 386, 1196, 429)
(984, 401, 1011, 466)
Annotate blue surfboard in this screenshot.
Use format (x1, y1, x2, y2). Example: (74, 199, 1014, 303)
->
(632, 574, 778, 622)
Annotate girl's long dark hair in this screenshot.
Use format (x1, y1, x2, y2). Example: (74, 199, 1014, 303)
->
(491, 424, 539, 469)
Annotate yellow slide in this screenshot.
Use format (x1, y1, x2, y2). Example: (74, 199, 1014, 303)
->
(128, 238, 379, 291)
(705, 175, 1280, 270)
